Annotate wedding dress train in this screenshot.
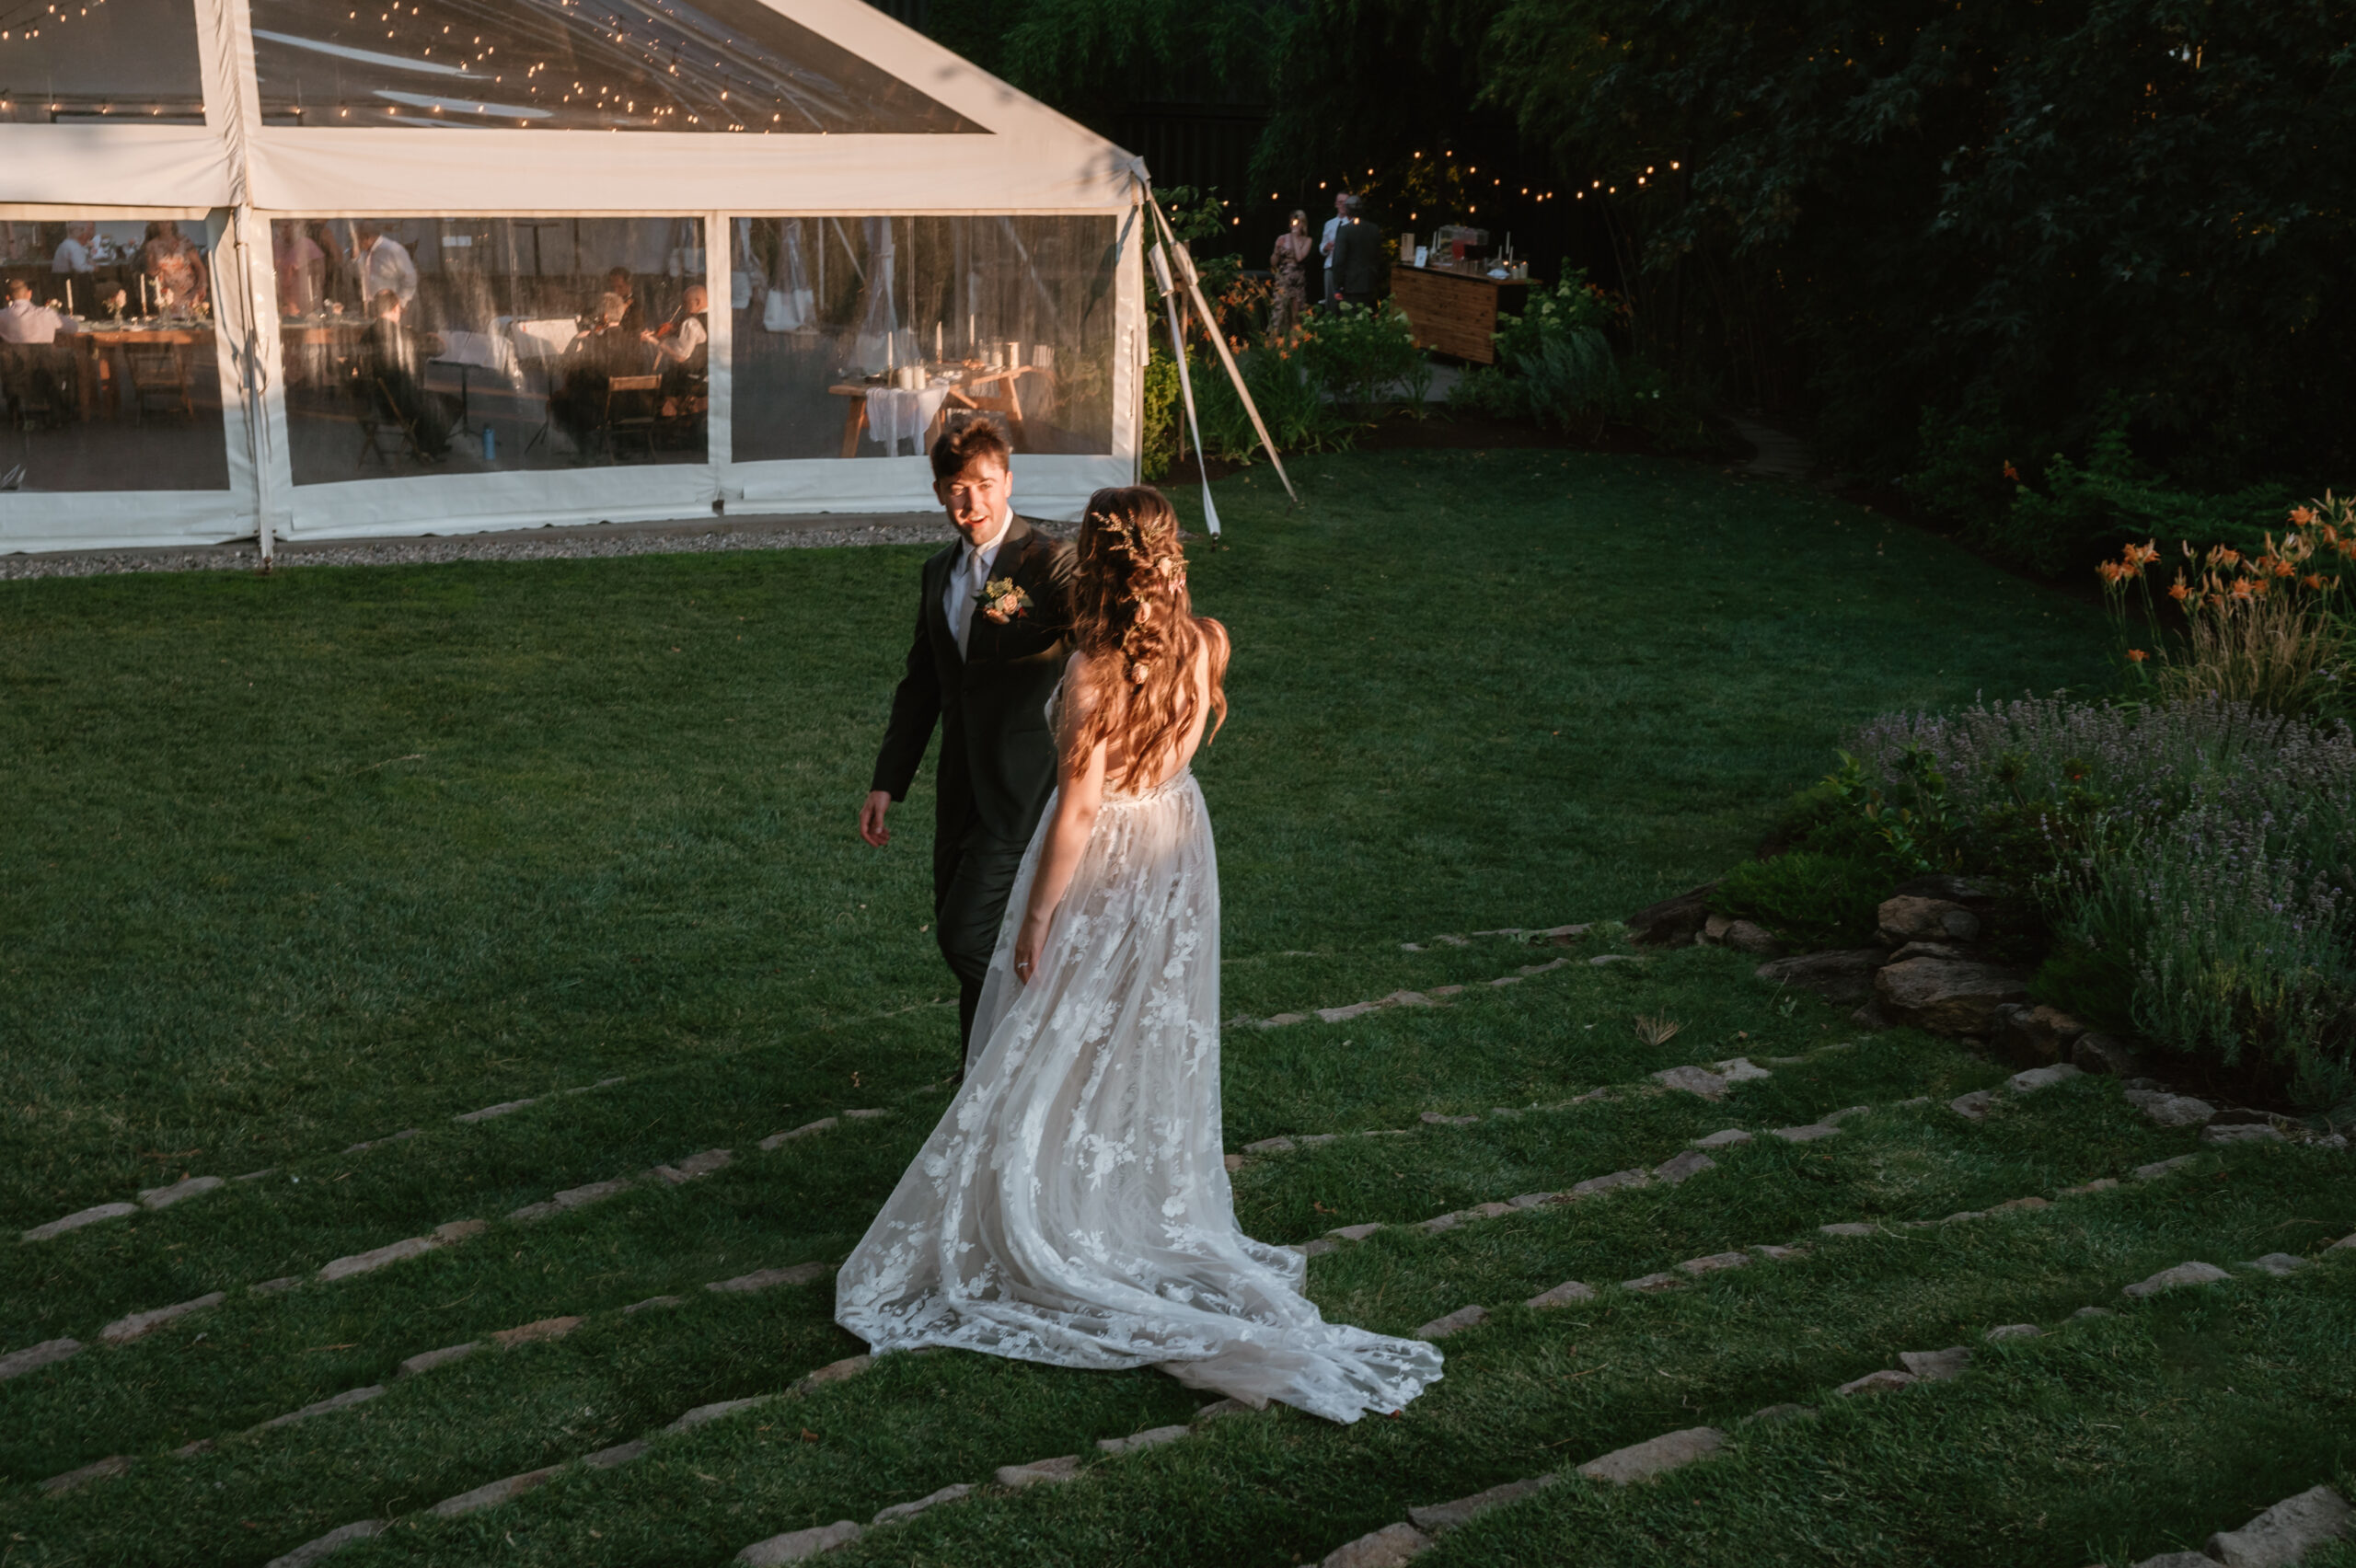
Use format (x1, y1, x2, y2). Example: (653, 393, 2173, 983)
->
(836, 767, 1443, 1423)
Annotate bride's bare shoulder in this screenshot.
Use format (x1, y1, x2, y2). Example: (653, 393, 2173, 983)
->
(1060, 650, 1101, 714)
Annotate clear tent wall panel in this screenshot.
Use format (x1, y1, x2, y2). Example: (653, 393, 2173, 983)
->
(0, 0, 207, 121)
(731, 213, 1117, 464)
(247, 0, 985, 132)
(0, 215, 230, 491)
(280, 213, 706, 485)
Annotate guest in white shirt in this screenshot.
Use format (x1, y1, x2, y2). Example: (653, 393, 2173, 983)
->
(52, 224, 96, 274)
(0, 280, 75, 343)
(353, 223, 418, 309)
(1318, 190, 1350, 312)
(642, 283, 708, 381)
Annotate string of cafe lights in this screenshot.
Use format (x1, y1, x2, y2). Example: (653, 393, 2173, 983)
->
(257, 0, 900, 132)
(1226, 147, 1686, 235)
(0, 0, 202, 119)
(0, 0, 108, 45)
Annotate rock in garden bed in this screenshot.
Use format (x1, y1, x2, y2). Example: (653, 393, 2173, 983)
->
(1626, 883, 1716, 946)
(1753, 948, 1887, 1004)
(1877, 894, 1981, 946)
(1875, 956, 2028, 1036)
(1988, 1003, 2087, 1066)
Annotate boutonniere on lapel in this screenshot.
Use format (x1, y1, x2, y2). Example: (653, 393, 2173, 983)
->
(976, 576, 1032, 625)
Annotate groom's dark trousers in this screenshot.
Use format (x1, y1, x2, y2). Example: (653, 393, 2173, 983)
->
(871, 516, 1076, 1059)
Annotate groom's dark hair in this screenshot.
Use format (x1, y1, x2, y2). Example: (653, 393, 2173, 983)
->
(930, 419, 1011, 481)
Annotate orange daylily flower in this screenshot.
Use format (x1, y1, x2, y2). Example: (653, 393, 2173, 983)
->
(2126, 648, 2149, 663)
(2168, 581, 2192, 602)
(2096, 560, 2129, 585)
(2290, 506, 2318, 525)
(2228, 578, 2256, 602)
(2002, 462, 2021, 481)
(2303, 573, 2329, 590)
(2125, 541, 2160, 568)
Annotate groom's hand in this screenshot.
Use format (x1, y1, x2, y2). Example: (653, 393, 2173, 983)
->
(859, 790, 894, 847)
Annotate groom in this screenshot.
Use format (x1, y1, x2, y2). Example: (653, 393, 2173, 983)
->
(860, 421, 1077, 1064)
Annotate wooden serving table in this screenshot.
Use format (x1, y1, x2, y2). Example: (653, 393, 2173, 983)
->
(1390, 265, 1535, 363)
(71, 324, 215, 419)
(829, 363, 1040, 458)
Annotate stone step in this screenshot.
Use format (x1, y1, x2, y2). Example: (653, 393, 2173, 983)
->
(81, 1166, 2348, 1567)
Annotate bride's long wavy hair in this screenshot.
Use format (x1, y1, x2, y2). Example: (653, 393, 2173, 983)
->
(1066, 486, 1228, 780)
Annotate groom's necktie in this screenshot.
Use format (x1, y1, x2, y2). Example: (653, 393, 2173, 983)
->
(953, 546, 981, 659)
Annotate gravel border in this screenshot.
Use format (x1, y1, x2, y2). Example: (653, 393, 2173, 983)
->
(0, 513, 953, 582)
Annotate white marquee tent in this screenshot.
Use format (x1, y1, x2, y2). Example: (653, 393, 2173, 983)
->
(0, 0, 1147, 553)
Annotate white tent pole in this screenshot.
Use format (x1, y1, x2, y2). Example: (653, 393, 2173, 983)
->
(1148, 242, 1218, 538)
(705, 209, 732, 509)
(227, 207, 280, 565)
(1143, 190, 1299, 505)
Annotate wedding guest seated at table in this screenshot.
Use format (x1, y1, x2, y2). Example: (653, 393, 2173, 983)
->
(552, 292, 641, 448)
(0, 279, 75, 343)
(641, 282, 708, 402)
(358, 289, 450, 459)
(0, 279, 79, 426)
(93, 284, 133, 325)
(600, 267, 644, 336)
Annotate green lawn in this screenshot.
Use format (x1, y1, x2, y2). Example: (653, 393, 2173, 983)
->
(0, 449, 2103, 1221)
(15, 448, 2337, 1568)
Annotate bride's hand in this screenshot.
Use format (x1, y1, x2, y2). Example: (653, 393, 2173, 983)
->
(1012, 912, 1049, 986)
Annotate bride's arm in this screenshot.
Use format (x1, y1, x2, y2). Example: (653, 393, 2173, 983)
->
(1012, 654, 1108, 985)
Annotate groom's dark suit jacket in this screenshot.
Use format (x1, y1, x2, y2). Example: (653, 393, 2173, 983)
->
(872, 516, 1077, 902)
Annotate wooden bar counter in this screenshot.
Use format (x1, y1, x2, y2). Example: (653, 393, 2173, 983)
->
(1391, 264, 1534, 363)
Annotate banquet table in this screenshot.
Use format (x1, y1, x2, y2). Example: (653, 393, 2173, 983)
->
(828, 363, 1040, 458)
(70, 323, 214, 419)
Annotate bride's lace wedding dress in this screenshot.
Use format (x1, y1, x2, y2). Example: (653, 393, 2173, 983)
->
(836, 760, 1443, 1423)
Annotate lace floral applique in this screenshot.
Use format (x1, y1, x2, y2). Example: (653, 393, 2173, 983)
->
(835, 773, 1443, 1424)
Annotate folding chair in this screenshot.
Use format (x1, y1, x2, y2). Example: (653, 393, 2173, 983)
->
(351, 368, 431, 469)
(603, 374, 662, 461)
(124, 344, 193, 424)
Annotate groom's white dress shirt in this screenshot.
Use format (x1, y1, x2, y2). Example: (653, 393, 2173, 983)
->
(944, 511, 1012, 660)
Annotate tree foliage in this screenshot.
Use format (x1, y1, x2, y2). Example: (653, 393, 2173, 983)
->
(953, 0, 2356, 500)
(1477, 0, 2356, 488)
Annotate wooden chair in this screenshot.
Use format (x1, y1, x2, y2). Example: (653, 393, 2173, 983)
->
(124, 344, 193, 423)
(350, 367, 429, 469)
(1, 344, 69, 431)
(602, 374, 662, 461)
(654, 368, 709, 452)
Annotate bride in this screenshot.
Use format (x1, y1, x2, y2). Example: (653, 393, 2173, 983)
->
(837, 486, 1443, 1423)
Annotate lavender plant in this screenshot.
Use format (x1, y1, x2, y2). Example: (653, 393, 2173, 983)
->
(1848, 695, 2356, 1109)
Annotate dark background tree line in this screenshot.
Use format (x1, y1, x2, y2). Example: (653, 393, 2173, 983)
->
(902, 0, 2355, 569)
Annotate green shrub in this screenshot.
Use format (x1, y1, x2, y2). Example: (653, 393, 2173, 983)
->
(1189, 343, 1354, 467)
(1917, 396, 2298, 578)
(1850, 695, 2356, 1112)
(1711, 850, 1887, 948)
(1489, 271, 1619, 432)
(1141, 350, 1180, 481)
(1445, 363, 1525, 421)
(1621, 359, 1741, 459)
(2027, 942, 2136, 1035)
(1299, 300, 1426, 413)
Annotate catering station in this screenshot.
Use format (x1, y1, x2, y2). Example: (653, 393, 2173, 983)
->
(1388, 225, 1535, 364)
(0, 0, 1148, 556)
